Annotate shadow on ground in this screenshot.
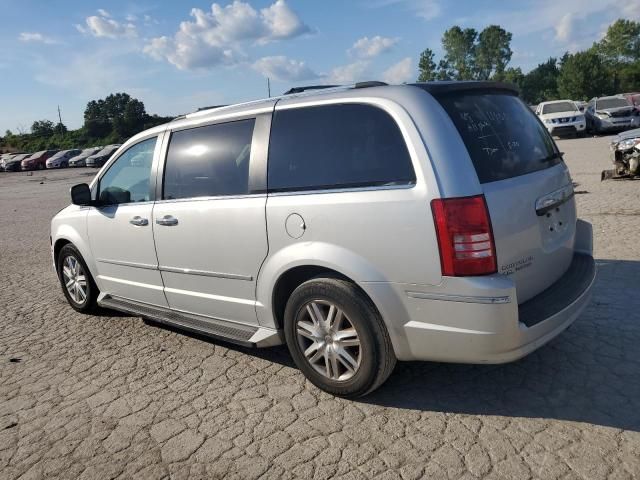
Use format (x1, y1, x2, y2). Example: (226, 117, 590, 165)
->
(136, 259, 640, 432)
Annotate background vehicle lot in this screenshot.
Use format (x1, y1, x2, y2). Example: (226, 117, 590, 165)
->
(1, 137, 639, 478)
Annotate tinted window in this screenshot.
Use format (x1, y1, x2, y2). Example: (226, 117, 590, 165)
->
(435, 92, 559, 184)
(541, 102, 577, 114)
(163, 119, 255, 200)
(98, 137, 156, 204)
(268, 104, 415, 192)
(596, 98, 630, 109)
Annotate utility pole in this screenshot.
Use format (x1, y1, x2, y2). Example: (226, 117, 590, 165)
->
(267, 77, 271, 98)
(57, 105, 63, 125)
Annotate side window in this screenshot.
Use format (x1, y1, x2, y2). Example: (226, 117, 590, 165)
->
(98, 137, 156, 205)
(267, 104, 415, 192)
(163, 119, 255, 200)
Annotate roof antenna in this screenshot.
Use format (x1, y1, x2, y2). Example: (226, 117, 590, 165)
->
(267, 77, 271, 98)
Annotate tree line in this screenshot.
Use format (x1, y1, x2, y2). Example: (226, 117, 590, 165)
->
(1, 93, 172, 153)
(418, 19, 640, 104)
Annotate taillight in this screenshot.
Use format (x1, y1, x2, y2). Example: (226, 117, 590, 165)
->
(431, 195, 497, 276)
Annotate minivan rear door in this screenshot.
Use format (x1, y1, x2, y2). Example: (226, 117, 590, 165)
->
(434, 89, 576, 303)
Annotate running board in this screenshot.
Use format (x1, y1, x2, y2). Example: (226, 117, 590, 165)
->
(98, 295, 282, 348)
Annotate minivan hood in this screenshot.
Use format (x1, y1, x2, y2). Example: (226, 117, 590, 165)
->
(596, 106, 634, 115)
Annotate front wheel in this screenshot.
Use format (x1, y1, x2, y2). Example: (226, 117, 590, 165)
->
(57, 244, 99, 313)
(284, 277, 396, 397)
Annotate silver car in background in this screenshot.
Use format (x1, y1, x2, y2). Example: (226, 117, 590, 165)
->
(68, 148, 101, 167)
(46, 149, 82, 169)
(585, 95, 640, 133)
(51, 81, 595, 397)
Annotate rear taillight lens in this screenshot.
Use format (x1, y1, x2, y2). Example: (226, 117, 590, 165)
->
(431, 195, 497, 276)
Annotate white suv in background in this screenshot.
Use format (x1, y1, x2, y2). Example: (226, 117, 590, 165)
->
(51, 82, 596, 397)
(536, 100, 586, 137)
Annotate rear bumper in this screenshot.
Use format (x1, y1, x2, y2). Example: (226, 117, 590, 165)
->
(366, 221, 596, 363)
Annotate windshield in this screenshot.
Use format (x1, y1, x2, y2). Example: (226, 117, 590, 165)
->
(96, 146, 116, 156)
(542, 102, 577, 114)
(597, 98, 630, 110)
(433, 90, 559, 183)
(49, 151, 68, 160)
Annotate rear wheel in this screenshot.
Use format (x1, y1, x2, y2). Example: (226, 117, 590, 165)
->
(57, 244, 99, 313)
(283, 277, 396, 397)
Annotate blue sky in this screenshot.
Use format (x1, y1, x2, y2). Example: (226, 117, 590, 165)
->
(1, 0, 639, 133)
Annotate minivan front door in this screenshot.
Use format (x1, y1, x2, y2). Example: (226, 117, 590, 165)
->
(152, 117, 268, 325)
(87, 135, 168, 307)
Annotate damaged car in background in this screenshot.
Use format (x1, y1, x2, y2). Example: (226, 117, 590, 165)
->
(602, 128, 640, 180)
(585, 96, 640, 134)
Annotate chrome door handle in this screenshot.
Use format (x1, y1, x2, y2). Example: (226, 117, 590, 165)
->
(156, 215, 178, 226)
(129, 216, 149, 226)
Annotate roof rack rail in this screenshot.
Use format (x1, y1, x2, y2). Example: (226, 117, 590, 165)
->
(197, 105, 228, 111)
(283, 85, 341, 95)
(354, 81, 388, 89)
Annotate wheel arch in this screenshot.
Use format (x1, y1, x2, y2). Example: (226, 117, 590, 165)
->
(52, 226, 99, 282)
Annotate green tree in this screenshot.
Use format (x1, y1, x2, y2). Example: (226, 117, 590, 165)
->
(597, 19, 640, 64)
(440, 26, 478, 80)
(54, 122, 67, 135)
(475, 25, 513, 80)
(594, 19, 640, 92)
(558, 49, 610, 100)
(520, 58, 559, 104)
(31, 120, 55, 137)
(418, 48, 437, 81)
(500, 66, 525, 86)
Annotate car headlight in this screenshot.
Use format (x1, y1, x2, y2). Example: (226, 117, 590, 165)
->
(617, 138, 640, 151)
(595, 113, 608, 119)
(544, 119, 553, 124)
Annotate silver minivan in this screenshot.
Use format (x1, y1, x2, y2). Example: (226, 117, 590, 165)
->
(51, 81, 596, 397)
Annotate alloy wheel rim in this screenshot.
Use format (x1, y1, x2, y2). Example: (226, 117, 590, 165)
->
(295, 300, 361, 381)
(62, 255, 87, 304)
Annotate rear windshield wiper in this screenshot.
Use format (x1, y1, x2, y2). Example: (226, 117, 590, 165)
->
(539, 151, 564, 163)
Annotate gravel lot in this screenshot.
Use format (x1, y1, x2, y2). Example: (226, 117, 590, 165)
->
(1, 135, 639, 480)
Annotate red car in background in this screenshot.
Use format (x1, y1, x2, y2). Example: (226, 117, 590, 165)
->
(21, 150, 59, 171)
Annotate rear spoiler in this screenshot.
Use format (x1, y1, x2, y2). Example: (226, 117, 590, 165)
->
(409, 81, 519, 96)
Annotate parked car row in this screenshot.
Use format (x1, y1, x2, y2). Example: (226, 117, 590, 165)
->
(0, 144, 121, 172)
(535, 93, 640, 137)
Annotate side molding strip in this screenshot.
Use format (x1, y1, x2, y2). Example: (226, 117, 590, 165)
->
(406, 291, 511, 304)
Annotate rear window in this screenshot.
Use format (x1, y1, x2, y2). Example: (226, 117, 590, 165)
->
(435, 91, 559, 184)
(268, 103, 415, 192)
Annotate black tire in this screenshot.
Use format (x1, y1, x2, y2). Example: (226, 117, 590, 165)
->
(283, 277, 396, 397)
(57, 244, 99, 313)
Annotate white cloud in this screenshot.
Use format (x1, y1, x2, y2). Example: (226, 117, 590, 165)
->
(253, 56, 318, 81)
(83, 10, 137, 39)
(144, 0, 311, 70)
(369, 0, 441, 20)
(349, 36, 398, 59)
(326, 60, 370, 84)
(554, 13, 576, 42)
(18, 32, 59, 45)
(382, 57, 413, 83)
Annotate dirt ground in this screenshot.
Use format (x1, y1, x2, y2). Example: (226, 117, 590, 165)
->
(1, 135, 639, 479)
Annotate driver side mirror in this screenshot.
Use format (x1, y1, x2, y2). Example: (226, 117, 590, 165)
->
(70, 183, 93, 206)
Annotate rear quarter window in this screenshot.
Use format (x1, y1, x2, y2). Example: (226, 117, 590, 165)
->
(267, 103, 415, 192)
(435, 91, 560, 183)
